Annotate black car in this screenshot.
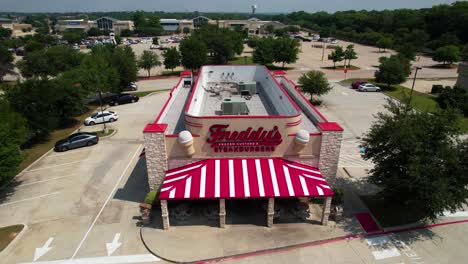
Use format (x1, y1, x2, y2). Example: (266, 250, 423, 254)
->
(294, 35, 312, 42)
(109, 94, 139, 106)
(54, 132, 99, 152)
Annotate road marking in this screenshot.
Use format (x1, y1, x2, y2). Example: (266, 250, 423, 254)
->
(19, 254, 160, 264)
(34, 237, 54, 261)
(443, 211, 468, 217)
(366, 235, 391, 246)
(0, 192, 60, 207)
(70, 145, 142, 259)
(371, 248, 401, 260)
(18, 174, 77, 187)
(106, 233, 122, 256)
(26, 159, 89, 172)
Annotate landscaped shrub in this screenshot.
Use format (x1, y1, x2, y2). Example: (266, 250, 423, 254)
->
(144, 190, 159, 205)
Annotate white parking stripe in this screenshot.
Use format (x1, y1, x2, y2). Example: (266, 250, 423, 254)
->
(0, 192, 60, 207)
(27, 159, 89, 172)
(19, 254, 160, 264)
(70, 145, 142, 259)
(18, 174, 77, 187)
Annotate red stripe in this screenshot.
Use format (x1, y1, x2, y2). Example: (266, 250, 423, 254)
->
(219, 159, 229, 198)
(274, 162, 288, 196)
(190, 167, 201, 198)
(234, 159, 245, 197)
(205, 162, 215, 198)
(260, 159, 274, 197)
(247, 159, 260, 197)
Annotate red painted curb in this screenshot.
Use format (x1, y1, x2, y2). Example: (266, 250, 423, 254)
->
(138, 76, 180, 81)
(194, 219, 468, 264)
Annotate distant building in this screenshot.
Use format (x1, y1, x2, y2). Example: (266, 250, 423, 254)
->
(192, 16, 211, 28)
(210, 18, 287, 35)
(0, 17, 13, 30)
(55, 17, 134, 34)
(0, 17, 33, 37)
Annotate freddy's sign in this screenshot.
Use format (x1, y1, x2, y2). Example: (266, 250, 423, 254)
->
(206, 124, 282, 152)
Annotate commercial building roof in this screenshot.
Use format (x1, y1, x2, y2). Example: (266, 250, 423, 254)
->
(159, 158, 333, 200)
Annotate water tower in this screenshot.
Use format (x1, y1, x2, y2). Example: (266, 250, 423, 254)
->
(251, 4, 257, 15)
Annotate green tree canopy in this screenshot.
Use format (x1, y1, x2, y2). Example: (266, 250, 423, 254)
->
(344, 44, 358, 67)
(375, 55, 409, 88)
(62, 30, 87, 44)
(328, 46, 344, 68)
(0, 45, 14, 81)
(183, 27, 190, 34)
(433, 45, 460, 65)
(163, 47, 181, 72)
(376, 37, 393, 52)
(298, 70, 332, 101)
(138, 50, 161, 77)
(0, 27, 12, 39)
(272, 37, 300, 68)
(361, 100, 468, 221)
(180, 37, 208, 71)
(252, 37, 274, 65)
(436, 86, 468, 117)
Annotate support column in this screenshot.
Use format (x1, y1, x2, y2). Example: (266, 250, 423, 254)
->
(143, 124, 168, 191)
(318, 122, 343, 180)
(219, 199, 226, 228)
(161, 200, 170, 230)
(321, 197, 332, 226)
(267, 198, 274, 228)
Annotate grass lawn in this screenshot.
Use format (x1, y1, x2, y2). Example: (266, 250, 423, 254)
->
(159, 70, 183, 77)
(94, 129, 115, 137)
(133, 89, 171, 98)
(18, 107, 97, 172)
(361, 196, 425, 227)
(0, 225, 24, 252)
(228, 56, 254, 64)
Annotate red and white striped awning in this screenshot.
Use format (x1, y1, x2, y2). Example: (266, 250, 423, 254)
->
(159, 158, 333, 200)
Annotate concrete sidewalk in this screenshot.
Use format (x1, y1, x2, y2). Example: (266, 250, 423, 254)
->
(140, 212, 364, 262)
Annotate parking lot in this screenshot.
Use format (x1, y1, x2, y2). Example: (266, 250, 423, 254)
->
(0, 89, 170, 263)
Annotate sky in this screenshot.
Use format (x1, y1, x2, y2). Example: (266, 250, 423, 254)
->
(0, 0, 460, 13)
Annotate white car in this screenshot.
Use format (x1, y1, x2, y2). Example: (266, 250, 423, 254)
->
(358, 83, 381, 92)
(150, 44, 161, 49)
(84, 111, 119, 125)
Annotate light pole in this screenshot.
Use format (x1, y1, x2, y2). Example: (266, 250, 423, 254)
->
(408, 66, 422, 107)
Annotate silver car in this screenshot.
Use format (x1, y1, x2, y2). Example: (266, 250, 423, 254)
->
(358, 83, 381, 92)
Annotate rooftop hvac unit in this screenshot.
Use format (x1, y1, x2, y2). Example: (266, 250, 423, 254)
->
(238, 81, 257, 94)
(221, 98, 249, 115)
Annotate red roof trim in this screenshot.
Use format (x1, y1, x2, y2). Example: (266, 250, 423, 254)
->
(143, 123, 168, 133)
(318, 122, 344, 132)
(153, 77, 183, 124)
(180, 71, 192, 77)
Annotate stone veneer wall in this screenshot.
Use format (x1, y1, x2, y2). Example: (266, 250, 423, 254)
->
(318, 130, 343, 179)
(143, 132, 168, 191)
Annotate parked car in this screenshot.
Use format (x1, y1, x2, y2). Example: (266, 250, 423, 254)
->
(54, 132, 98, 152)
(84, 110, 119, 125)
(294, 35, 312, 42)
(358, 83, 381, 92)
(150, 44, 160, 49)
(109, 94, 139, 106)
(351, 81, 368, 89)
(122, 82, 138, 91)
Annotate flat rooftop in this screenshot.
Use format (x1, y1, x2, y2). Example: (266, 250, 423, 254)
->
(186, 65, 300, 117)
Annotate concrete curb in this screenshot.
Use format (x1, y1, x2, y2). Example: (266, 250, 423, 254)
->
(98, 129, 117, 139)
(140, 219, 468, 264)
(0, 224, 27, 257)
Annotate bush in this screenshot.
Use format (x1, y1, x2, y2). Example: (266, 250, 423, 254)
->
(144, 191, 159, 205)
(332, 188, 344, 206)
(431, 84, 444, 94)
(309, 98, 323, 106)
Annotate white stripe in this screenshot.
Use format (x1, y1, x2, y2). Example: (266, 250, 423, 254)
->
(282, 166, 295, 196)
(215, 160, 220, 197)
(371, 248, 401, 260)
(18, 174, 76, 187)
(184, 176, 191, 198)
(27, 159, 89, 172)
(299, 175, 309, 196)
(229, 160, 235, 197)
(268, 159, 280, 196)
(316, 186, 324, 196)
(162, 174, 188, 184)
(169, 188, 176, 199)
(0, 192, 60, 207)
(302, 173, 327, 182)
(242, 160, 250, 197)
(160, 186, 172, 192)
(255, 159, 265, 197)
(320, 184, 331, 189)
(165, 164, 202, 176)
(199, 165, 206, 198)
(286, 164, 321, 174)
(18, 254, 161, 264)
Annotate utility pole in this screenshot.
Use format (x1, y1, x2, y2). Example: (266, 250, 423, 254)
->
(408, 66, 422, 108)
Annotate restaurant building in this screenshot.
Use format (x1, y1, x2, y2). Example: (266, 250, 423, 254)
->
(143, 65, 343, 229)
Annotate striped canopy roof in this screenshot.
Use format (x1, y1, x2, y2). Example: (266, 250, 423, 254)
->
(159, 158, 333, 200)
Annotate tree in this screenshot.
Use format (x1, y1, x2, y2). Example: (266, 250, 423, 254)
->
(0, 27, 12, 39)
(272, 37, 300, 68)
(163, 47, 181, 72)
(376, 37, 393, 52)
(361, 100, 468, 221)
(0, 45, 14, 81)
(62, 30, 87, 44)
(252, 37, 274, 65)
(286, 25, 300, 34)
(24, 40, 45, 53)
(298, 70, 332, 102)
(0, 99, 29, 186)
(328, 46, 344, 68)
(87, 27, 103, 36)
(111, 46, 138, 89)
(138, 50, 161, 77)
(274, 28, 287, 38)
(120, 29, 132, 37)
(180, 37, 208, 71)
(375, 55, 409, 88)
(436, 86, 468, 117)
(395, 44, 417, 61)
(247, 36, 259, 49)
(194, 26, 243, 64)
(264, 24, 275, 34)
(344, 44, 358, 67)
(183, 27, 190, 35)
(433, 45, 460, 65)
(152, 37, 159, 45)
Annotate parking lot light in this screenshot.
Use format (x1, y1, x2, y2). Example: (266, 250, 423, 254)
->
(408, 66, 423, 108)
